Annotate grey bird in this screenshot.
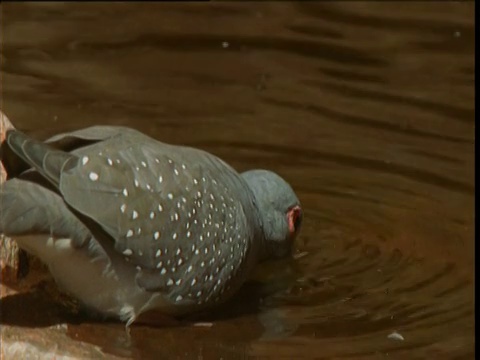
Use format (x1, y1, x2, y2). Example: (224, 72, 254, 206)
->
(0, 125, 302, 326)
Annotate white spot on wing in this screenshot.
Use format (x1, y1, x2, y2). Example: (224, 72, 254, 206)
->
(89, 172, 99, 181)
(82, 156, 89, 165)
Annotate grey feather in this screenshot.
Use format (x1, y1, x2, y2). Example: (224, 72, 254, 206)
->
(0, 178, 91, 248)
(0, 125, 302, 322)
(6, 131, 77, 187)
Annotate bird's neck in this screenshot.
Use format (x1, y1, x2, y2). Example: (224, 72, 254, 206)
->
(240, 171, 272, 261)
(242, 187, 270, 262)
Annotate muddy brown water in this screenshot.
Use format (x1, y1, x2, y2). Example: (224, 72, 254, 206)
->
(0, 2, 474, 359)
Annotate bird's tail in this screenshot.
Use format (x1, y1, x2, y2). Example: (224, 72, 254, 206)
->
(5, 130, 78, 188)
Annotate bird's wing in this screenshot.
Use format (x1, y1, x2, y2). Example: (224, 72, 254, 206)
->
(60, 135, 252, 276)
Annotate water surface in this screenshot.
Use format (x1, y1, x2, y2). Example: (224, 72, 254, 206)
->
(0, 2, 474, 359)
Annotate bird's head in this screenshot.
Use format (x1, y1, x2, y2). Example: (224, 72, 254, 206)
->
(242, 169, 303, 260)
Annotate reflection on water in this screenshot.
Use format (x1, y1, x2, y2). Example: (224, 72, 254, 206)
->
(0, 2, 474, 359)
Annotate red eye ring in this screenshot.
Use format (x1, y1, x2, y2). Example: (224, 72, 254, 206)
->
(288, 205, 302, 234)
